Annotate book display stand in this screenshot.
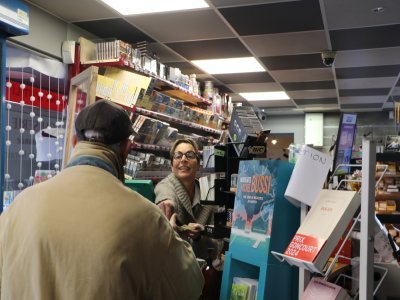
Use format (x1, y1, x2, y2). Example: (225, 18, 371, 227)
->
(272, 139, 390, 299)
(220, 160, 300, 300)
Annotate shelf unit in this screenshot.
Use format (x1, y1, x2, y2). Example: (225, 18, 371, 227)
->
(134, 106, 222, 138)
(376, 152, 400, 223)
(63, 60, 225, 182)
(78, 36, 212, 106)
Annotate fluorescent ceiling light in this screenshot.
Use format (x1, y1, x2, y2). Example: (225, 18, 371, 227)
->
(100, 0, 209, 15)
(239, 92, 290, 101)
(191, 57, 265, 74)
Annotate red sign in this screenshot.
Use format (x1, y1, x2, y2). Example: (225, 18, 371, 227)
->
(284, 233, 326, 262)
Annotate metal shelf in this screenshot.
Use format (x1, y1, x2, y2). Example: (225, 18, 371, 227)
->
(81, 58, 212, 106)
(134, 106, 222, 137)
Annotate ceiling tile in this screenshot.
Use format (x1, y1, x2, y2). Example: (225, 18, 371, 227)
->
(282, 81, 335, 91)
(340, 95, 387, 104)
(210, 0, 285, 8)
(339, 88, 391, 97)
(126, 10, 234, 43)
(294, 98, 337, 105)
(149, 43, 185, 63)
(331, 24, 400, 51)
(341, 103, 383, 109)
(287, 89, 337, 99)
(227, 82, 283, 92)
(165, 38, 250, 60)
(73, 18, 154, 44)
(164, 62, 205, 75)
(213, 72, 274, 84)
(336, 65, 400, 79)
(299, 105, 339, 111)
(218, 0, 323, 36)
(270, 68, 334, 82)
(337, 77, 397, 89)
(334, 47, 400, 68)
(242, 31, 328, 57)
(249, 100, 295, 107)
(260, 53, 325, 70)
(323, 0, 400, 30)
(215, 85, 234, 93)
(382, 102, 394, 109)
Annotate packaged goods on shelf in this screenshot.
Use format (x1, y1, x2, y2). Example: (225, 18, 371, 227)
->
(155, 127, 179, 147)
(132, 115, 171, 145)
(94, 39, 132, 62)
(125, 151, 171, 178)
(96, 75, 139, 108)
(167, 66, 180, 83)
(228, 106, 268, 157)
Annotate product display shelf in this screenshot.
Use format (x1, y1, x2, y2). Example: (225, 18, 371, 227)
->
(131, 142, 170, 153)
(133, 170, 171, 181)
(78, 37, 211, 107)
(152, 77, 211, 106)
(134, 106, 222, 138)
(376, 152, 400, 223)
(133, 168, 224, 182)
(83, 59, 211, 106)
(220, 160, 300, 300)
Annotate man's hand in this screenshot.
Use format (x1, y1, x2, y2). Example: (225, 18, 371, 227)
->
(157, 200, 175, 220)
(185, 223, 204, 240)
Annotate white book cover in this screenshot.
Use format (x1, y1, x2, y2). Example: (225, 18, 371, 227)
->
(285, 145, 332, 207)
(281, 189, 360, 273)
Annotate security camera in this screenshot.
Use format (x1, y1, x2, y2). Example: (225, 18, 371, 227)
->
(321, 50, 336, 67)
(254, 108, 267, 121)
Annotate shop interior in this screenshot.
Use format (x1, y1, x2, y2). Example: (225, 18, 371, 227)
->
(2, 0, 400, 299)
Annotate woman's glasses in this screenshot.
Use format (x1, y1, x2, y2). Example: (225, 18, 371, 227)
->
(173, 151, 198, 160)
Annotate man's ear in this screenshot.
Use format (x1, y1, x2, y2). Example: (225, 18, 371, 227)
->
(120, 139, 131, 162)
(72, 134, 78, 147)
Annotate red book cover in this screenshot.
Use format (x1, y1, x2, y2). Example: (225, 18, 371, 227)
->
(284, 233, 326, 262)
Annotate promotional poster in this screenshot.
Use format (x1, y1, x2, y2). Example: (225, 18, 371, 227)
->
(230, 160, 283, 254)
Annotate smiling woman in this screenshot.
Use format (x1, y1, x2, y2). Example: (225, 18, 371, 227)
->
(154, 138, 221, 260)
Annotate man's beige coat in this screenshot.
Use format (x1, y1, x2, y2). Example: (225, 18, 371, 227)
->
(0, 143, 204, 300)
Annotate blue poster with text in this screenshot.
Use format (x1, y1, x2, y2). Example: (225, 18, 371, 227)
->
(230, 159, 292, 255)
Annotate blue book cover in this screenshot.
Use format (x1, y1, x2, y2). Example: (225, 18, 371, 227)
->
(230, 159, 291, 255)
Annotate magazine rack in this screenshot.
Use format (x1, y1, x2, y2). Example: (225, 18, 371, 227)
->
(272, 139, 389, 299)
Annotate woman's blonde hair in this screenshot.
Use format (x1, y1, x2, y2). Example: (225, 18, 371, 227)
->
(170, 138, 200, 162)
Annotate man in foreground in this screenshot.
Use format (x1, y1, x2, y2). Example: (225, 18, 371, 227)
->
(0, 99, 204, 300)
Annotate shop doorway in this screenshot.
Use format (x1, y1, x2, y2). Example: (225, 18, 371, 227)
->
(266, 133, 294, 161)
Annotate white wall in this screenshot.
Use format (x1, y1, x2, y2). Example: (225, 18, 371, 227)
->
(9, 4, 96, 59)
(262, 114, 305, 144)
